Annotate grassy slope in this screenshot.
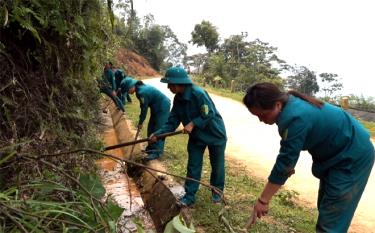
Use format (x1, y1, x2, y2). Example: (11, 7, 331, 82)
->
(125, 95, 317, 233)
(360, 120, 375, 138)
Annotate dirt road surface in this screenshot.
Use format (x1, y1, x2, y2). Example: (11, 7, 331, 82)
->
(144, 78, 375, 233)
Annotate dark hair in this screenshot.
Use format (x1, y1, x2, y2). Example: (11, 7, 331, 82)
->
(242, 82, 324, 110)
(135, 80, 144, 86)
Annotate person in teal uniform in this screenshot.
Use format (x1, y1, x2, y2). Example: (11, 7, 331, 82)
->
(243, 82, 374, 232)
(99, 63, 124, 111)
(120, 77, 171, 160)
(149, 66, 227, 206)
(109, 62, 132, 104)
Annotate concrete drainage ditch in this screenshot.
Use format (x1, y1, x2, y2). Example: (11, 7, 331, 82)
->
(96, 102, 194, 232)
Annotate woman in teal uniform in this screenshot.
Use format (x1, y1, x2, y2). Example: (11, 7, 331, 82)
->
(243, 82, 374, 232)
(150, 66, 227, 206)
(120, 77, 170, 160)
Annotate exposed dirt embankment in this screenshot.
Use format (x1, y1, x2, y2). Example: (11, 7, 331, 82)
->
(115, 49, 160, 77)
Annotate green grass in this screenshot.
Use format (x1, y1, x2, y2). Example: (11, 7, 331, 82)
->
(125, 99, 317, 233)
(201, 85, 245, 102)
(360, 120, 375, 138)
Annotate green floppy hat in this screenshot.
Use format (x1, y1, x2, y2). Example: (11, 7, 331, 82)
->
(161, 66, 192, 84)
(120, 77, 137, 92)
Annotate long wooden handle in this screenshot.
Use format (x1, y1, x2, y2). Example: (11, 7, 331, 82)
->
(129, 124, 141, 160)
(103, 130, 183, 151)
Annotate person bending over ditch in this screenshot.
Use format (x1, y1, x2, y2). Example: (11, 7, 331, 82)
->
(99, 62, 125, 112)
(120, 77, 171, 160)
(149, 66, 227, 206)
(109, 62, 133, 104)
(243, 82, 374, 232)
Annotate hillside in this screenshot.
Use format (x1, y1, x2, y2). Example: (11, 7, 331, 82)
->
(115, 49, 160, 77)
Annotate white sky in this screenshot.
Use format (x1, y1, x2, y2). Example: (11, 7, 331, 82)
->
(132, 0, 374, 97)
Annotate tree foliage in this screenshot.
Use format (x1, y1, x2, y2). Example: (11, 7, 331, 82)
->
(348, 95, 375, 112)
(124, 14, 187, 71)
(286, 66, 320, 96)
(190, 20, 219, 53)
(199, 34, 285, 91)
(319, 72, 343, 97)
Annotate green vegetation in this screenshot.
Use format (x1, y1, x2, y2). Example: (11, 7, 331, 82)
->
(191, 20, 220, 53)
(348, 95, 375, 112)
(125, 98, 317, 233)
(360, 120, 375, 138)
(192, 75, 245, 102)
(112, 2, 187, 71)
(0, 0, 125, 231)
(186, 21, 375, 113)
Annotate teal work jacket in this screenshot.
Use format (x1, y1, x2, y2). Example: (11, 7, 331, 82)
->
(270, 95, 371, 185)
(155, 85, 227, 145)
(114, 69, 126, 88)
(136, 85, 171, 125)
(102, 68, 116, 91)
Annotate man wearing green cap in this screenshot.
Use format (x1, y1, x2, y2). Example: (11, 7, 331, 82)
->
(150, 66, 227, 206)
(120, 77, 171, 160)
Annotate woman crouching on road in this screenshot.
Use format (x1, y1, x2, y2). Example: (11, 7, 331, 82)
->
(243, 82, 374, 232)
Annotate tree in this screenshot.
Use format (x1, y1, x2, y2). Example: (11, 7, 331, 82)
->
(319, 72, 343, 97)
(163, 26, 187, 66)
(114, 0, 136, 38)
(133, 15, 186, 70)
(135, 24, 166, 70)
(222, 35, 247, 62)
(287, 66, 319, 96)
(190, 20, 219, 53)
(209, 37, 284, 90)
(185, 53, 208, 74)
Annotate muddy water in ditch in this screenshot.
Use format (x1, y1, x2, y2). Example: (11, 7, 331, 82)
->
(145, 78, 375, 233)
(95, 111, 155, 232)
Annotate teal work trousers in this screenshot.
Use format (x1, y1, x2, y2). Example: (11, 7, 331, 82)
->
(316, 144, 374, 233)
(100, 87, 124, 112)
(184, 140, 226, 203)
(145, 111, 169, 157)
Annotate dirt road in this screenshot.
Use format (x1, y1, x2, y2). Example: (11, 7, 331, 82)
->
(144, 78, 375, 233)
